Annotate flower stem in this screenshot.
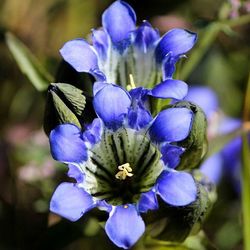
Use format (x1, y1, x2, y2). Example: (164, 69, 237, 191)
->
(180, 14, 250, 81)
(242, 72, 250, 250)
(241, 73, 250, 250)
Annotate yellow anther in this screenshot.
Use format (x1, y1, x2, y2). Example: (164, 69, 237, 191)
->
(127, 74, 136, 91)
(115, 163, 134, 180)
(124, 205, 128, 208)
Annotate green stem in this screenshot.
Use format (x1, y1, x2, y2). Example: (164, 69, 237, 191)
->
(180, 14, 250, 81)
(242, 72, 250, 250)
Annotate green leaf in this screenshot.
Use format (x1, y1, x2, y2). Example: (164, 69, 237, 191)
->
(5, 32, 52, 91)
(169, 101, 208, 170)
(51, 91, 81, 126)
(52, 83, 86, 116)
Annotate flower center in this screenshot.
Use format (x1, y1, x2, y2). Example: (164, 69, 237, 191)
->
(115, 163, 134, 180)
(82, 127, 163, 205)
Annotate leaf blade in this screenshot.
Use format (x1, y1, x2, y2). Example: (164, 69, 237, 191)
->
(5, 32, 53, 91)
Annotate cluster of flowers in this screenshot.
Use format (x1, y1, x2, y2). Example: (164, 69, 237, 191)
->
(48, 1, 203, 249)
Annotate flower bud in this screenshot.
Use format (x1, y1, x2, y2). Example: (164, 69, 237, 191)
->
(169, 101, 208, 170)
(44, 83, 95, 135)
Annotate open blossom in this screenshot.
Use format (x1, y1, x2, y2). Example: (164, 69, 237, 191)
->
(60, 0, 197, 89)
(49, 83, 197, 249)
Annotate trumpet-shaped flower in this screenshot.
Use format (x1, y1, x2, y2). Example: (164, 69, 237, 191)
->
(60, 0, 197, 89)
(49, 83, 197, 249)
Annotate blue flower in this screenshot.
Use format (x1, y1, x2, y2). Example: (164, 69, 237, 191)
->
(59, 0, 197, 89)
(49, 83, 197, 249)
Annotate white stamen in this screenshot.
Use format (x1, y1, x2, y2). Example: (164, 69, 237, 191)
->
(127, 74, 136, 91)
(115, 163, 134, 180)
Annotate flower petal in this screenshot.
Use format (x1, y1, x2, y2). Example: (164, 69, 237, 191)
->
(82, 118, 103, 145)
(149, 79, 188, 100)
(49, 124, 87, 163)
(93, 81, 108, 96)
(67, 164, 85, 183)
(105, 205, 145, 249)
(155, 28, 197, 63)
(50, 182, 94, 221)
(133, 21, 160, 52)
(200, 153, 223, 184)
(128, 106, 152, 130)
(149, 108, 193, 143)
(138, 190, 158, 213)
(60, 39, 99, 73)
(92, 29, 109, 60)
(102, 1, 136, 44)
(161, 144, 184, 169)
(184, 87, 219, 118)
(93, 84, 131, 129)
(157, 171, 197, 206)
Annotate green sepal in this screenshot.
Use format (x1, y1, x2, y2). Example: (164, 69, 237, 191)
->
(44, 83, 84, 135)
(52, 83, 86, 116)
(168, 101, 208, 171)
(145, 174, 214, 243)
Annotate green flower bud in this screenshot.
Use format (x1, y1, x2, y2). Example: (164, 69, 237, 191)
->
(169, 101, 208, 171)
(44, 83, 95, 135)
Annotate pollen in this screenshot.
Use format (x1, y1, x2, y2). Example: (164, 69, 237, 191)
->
(127, 74, 136, 91)
(115, 163, 134, 180)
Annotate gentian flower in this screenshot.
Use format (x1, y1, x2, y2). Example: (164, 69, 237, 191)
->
(60, 0, 197, 89)
(49, 83, 197, 249)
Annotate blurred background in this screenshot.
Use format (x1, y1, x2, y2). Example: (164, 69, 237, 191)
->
(0, 0, 249, 249)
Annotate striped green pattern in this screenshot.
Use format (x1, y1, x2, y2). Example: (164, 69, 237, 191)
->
(83, 127, 163, 205)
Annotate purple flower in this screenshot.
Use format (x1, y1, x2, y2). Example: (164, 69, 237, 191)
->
(60, 1, 197, 89)
(49, 83, 197, 249)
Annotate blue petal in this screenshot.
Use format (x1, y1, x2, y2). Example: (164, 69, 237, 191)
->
(93, 84, 131, 129)
(149, 79, 188, 100)
(155, 28, 197, 63)
(92, 29, 109, 61)
(60, 39, 100, 75)
(105, 205, 145, 249)
(49, 124, 87, 163)
(133, 21, 160, 52)
(97, 200, 112, 213)
(128, 106, 152, 130)
(93, 81, 108, 96)
(161, 144, 184, 169)
(219, 117, 241, 134)
(67, 164, 84, 183)
(102, 1, 136, 44)
(162, 54, 178, 79)
(149, 108, 193, 143)
(50, 182, 94, 221)
(157, 171, 197, 206)
(138, 190, 158, 213)
(200, 153, 223, 184)
(82, 118, 103, 145)
(184, 87, 219, 118)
